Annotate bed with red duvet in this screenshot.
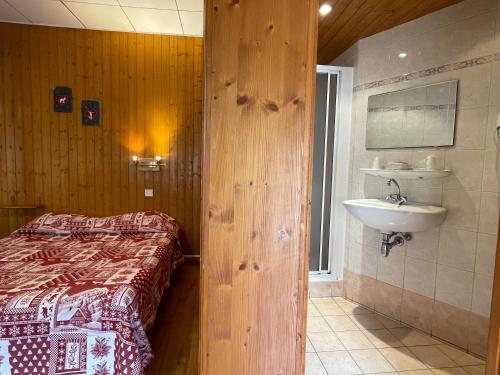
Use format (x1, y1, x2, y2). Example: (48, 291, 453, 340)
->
(0, 211, 183, 375)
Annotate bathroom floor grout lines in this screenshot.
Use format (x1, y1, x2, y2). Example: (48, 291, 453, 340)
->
(306, 297, 486, 375)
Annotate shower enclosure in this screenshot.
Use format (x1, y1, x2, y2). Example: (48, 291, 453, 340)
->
(309, 66, 352, 278)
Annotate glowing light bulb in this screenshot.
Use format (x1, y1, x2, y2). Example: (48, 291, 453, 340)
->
(398, 52, 407, 59)
(319, 3, 332, 16)
(132, 155, 139, 162)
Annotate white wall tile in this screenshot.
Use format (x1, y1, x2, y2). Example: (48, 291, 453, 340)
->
(482, 150, 499, 192)
(475, 233, 497, 276)
(377, 250, 405, 288)
(435, 264, 474, 310)
(485, 106, 500, 150)
(404, 257, 437, 298)
(457, 64, 491, 109)
(478, 192, 499, 234)
(444, 150, 484, 191)
(490, 61, 500, 106)
(471, 273, 494, 317)
(406, 228, 440, 262)
(442, 189, 481, 231)
(454, 108, 488, 150)
(438, 228, 478, 272)
(348, 242, 378, 278)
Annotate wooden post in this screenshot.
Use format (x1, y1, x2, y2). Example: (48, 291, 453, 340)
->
(486, 218, 500, 374)
(201, 0, 318, 374)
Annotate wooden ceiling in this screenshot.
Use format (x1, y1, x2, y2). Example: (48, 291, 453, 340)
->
(317, 0, 463, 64)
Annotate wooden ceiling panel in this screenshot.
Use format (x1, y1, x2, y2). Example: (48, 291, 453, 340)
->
(318, 0, 463, 64)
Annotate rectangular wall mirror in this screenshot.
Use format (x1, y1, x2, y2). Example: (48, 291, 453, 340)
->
(366, 80, 458, 149)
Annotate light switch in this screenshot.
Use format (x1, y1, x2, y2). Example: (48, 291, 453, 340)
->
(145, 189, 154, 197)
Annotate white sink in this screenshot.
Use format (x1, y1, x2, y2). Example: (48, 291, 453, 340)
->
(343, 199, 447, 233)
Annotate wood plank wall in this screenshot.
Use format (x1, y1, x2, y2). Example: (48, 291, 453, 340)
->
(201, 0, 318, 373)
(0, 23, 203, 254)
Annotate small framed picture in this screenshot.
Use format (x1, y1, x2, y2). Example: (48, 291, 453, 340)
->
(53, 87, 73, 113)
(81, 100, 100, 126)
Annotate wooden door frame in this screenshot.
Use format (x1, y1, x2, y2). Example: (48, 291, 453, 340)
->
(486, 216, 500, 374)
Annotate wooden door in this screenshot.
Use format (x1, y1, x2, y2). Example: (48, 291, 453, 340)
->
(200, 0, 318, 374)
(486, 217, 500, 374)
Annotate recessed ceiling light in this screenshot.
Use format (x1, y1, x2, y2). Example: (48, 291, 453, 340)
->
(319, 4, 332, 16)
(398, 52, 407, 59)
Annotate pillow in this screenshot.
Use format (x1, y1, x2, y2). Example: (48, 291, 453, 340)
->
(16, 211, 180, 237)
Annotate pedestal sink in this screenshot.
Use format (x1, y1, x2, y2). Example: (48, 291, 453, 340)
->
(343, 199, 447, 233)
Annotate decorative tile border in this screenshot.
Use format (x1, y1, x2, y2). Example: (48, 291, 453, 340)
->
(354, 52, 500, 92)
(368, 104, 456, 112)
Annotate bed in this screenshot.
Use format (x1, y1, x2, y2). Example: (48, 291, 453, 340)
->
(0, 211, 184, 375)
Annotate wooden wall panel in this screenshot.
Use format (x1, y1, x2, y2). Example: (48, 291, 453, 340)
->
(486, 220, 500, 374)
(0, 23, 203, 255)
(201, 0, 318, 374)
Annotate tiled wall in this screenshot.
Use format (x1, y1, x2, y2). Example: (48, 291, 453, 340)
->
(333, 0, 500, 358)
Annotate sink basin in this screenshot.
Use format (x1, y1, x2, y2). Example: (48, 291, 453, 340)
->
(343, 199, 447, 233)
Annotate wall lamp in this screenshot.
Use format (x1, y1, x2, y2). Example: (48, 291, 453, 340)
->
(131, 155, 165, 172)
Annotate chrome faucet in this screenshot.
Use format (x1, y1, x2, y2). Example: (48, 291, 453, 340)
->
(386, 178, 407, 206)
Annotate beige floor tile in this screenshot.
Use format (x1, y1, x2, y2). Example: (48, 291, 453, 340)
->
(307, 317, 332, 333)
(363, 329, 405, 348)
(397, 371, 435, 375)
(408, 346, 457, 369)
(318, 351, 362, 375)
(316, 302, 345, 316)
(325, 315, 359, 331)
(350, 348, 396, 373)
(462, 365, 485, 375)
(333, 296, 349, 303)
(431, 368, 469, 375)
(376, 314, 405, 328)
(306, 337, 315, 353)
(308, 303, 322, 317)
(308, 332, 345, 352)
(338, 301, 373, 315)
(366, 372, 399, 375)
(305, 352, 327, 375)
(389, 327, 441, 346)
(336, 330, 375, 350)
(379, 347, 428, 371)
(310, 297, 336, 304)
(351, 313, 386, 329)
(436, 345, 485, 366)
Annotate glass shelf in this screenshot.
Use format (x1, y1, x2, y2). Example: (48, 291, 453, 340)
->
(360, 168, 452, 180)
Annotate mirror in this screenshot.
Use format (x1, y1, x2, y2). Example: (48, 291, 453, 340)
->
(366, 80, 458, 149)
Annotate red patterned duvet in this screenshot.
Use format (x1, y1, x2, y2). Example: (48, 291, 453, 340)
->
(0, 211, 183, 375)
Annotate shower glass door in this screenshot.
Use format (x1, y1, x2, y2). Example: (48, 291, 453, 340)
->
(309, 70, 338, 273)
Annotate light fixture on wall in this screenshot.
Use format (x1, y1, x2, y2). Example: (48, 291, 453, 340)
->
(398, 52, 407, 59)
(319, 3, 332, 16)
(131, 155, 165, 172)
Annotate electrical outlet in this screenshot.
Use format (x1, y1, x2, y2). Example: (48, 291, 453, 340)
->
(145, 189, 154, 197)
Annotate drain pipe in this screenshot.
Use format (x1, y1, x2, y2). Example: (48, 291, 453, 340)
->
(380, 232, 412, 257)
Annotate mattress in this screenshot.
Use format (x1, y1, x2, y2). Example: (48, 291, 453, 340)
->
(0, 211, 183, 375)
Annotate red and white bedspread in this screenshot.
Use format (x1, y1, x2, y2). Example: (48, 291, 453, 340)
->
(0, 211, 183, 375)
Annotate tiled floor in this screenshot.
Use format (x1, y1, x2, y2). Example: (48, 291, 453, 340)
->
(306, 297, 486, 375)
